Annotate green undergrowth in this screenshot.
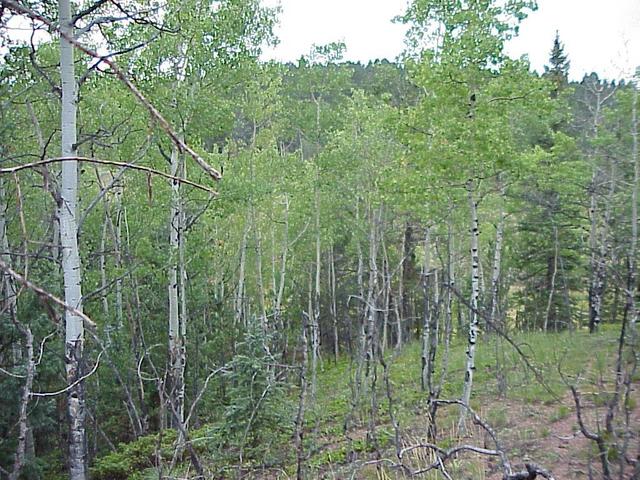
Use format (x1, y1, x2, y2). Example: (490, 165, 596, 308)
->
(308, 328, 619, 472)
(91, 429, 181, 480)
(85, 328, 620, 478)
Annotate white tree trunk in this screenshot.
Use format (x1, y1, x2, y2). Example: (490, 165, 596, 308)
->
(274, 196, 289, 331)
(310, 179, 321, 402)
(168, 146, 186, 427)
(365, 207, 381, 371)
(294, 311, 309, 480)
(586, 84, 614, 333)
(329, 243, 339, 360)
(2, 178, 35, 480)
(115, 193, 124, 329)
(252, 205, 267, 331)
(489, 185, 505, 332)
(356, 203, 365, 347)
(381, 238, 390, 353)
(459, 182, 480, 432)
(9, 323, 34, 480)
(588, 180, 603, 332)
(59, 0, 87, 476)
(100, 217, 110, 318)
(235, 221, 250, 328)
(396, 223, 408, 350)
(421, 226, 431, 392)
(544, 226, 559, 332)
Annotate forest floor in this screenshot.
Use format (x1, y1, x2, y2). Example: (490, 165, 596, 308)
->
(88, 327, 639, 479)
(303, 326, 639, 479)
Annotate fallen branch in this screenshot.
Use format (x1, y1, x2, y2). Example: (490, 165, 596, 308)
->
(508, 463, 555, 479)
(395, 400, 556, 480)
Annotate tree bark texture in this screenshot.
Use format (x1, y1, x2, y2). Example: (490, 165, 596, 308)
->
(459, 182, 480, 432)
(59, 0, 87, 476)
(168, 146, 186, 427)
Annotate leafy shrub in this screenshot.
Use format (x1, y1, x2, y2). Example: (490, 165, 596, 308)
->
(91, 430, 177, 480)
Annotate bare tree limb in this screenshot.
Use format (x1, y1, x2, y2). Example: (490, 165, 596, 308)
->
(32, 350, 104, 397)
(0, 259, 97, 330)
(0, 0, 222, 181)
(0, 157, 218, 195)
(72, 0, 109, 23)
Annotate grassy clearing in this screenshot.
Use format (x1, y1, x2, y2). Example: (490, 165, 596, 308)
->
(313, 327, 619, 424)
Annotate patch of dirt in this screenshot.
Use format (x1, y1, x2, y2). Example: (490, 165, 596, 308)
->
(310, 382, 640, 479)
(482, 386, 640, 480)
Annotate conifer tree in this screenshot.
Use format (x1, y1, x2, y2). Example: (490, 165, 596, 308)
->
(545, 31, 571, 97)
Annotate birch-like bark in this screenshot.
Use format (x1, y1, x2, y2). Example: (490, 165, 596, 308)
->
(544, 226, 559, 332)
(114, 191, 124, 329)
(427, 269, 441, 440)
(589, 155, 616, 333)
(311, 173, 321, 401)
(420, 225, 440, 437)
(365, 207, 381, 373)
(235, 221, 250, 328)
(252, 205, 267, 331)
(430, 267, 439, 366)
(329, 243, 339, 360)
(248, 122, 267, 332)
(356, 202, 366, 339)
(59, 1, 87, 476)
(445, 219, 455, 345)
(347, 202, 367, 428)
(488, 186, 508, 395)
(346, 204, 380, 434)
(274, 195, 289, 354)
(381, 237, 391, 353)
(168, 146, 186, 427)
(294, 311, 309, 480)
(588, 177, 602, 333)
(307, 267, 318, 408)
(396, 226, 406, 350)
(586, 82, 616, 333)
(421, 227, 431, 392)
(364, 208, 383, 463)
(429, 221, 455, 439)
(99, 216, 109, 318)
(459, 182, 480, 432)
(9, 324, 34, 480)
(489, 185, 505, 332)
(2, 178, 35, 480)
(400, 222, 414, 341)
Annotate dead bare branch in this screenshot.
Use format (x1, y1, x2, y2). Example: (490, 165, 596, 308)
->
(0, 157, 218, 195)
(0, 0, 222, 181)
(0, 258, 97, 330)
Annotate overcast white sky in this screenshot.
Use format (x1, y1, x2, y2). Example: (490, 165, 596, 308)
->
(261, 0, 640, 81)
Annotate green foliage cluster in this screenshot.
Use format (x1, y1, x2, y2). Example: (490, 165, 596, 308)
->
(91, 430, 178, 480)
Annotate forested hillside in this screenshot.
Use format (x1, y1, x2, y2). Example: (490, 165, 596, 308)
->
(0, 1, 638, 479)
